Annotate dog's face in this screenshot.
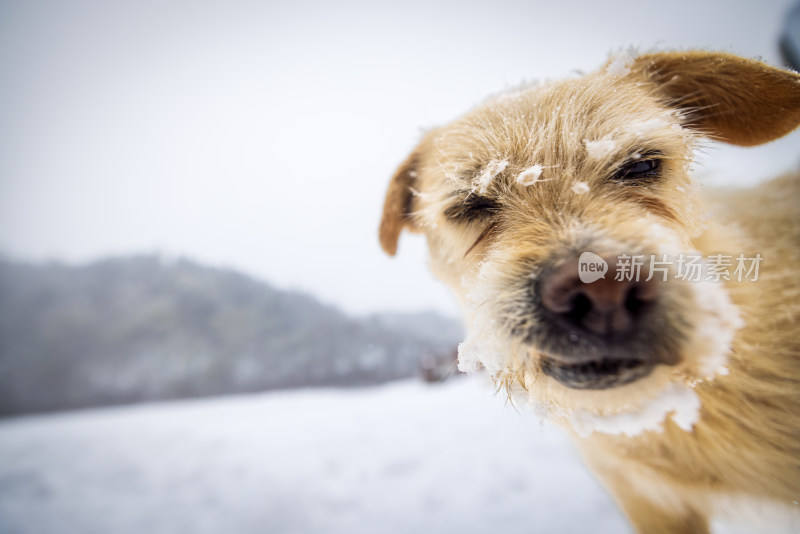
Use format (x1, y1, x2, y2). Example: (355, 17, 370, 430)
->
(380, 51, 800, 429)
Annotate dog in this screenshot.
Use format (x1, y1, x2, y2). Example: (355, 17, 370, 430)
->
(379, 50, 800, 533)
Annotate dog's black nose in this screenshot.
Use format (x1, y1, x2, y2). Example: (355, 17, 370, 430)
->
(540, 254, 659, 337)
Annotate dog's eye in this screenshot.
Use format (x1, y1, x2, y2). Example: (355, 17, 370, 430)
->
(613, 158, 661, 182)
(444, 194, 501, 222)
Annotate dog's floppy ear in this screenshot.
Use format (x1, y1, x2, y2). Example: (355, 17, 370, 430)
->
(631, 51, 800, 146)
(379, 150, 419, 256)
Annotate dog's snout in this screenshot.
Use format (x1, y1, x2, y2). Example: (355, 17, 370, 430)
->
(541, 254, 659, 337)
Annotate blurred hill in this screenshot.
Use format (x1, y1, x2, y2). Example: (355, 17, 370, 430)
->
(0, 255, 462, 417)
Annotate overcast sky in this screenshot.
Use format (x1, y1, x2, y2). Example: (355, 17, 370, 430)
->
(1, 0, 798, 317)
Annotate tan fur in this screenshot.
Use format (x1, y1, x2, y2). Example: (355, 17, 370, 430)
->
(379, 51, 800, 532)
(579, 173, 800, 532)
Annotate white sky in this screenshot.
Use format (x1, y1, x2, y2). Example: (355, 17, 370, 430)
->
(1, 0, 798, 317)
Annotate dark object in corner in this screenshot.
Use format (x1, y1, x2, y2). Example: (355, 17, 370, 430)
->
(780, 1, 800, 70)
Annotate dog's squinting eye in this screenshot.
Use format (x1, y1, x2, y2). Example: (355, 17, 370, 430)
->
(613, 158, 661, 182)
(444, 194, 501, 222)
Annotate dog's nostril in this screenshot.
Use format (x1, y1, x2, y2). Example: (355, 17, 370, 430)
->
(625, 285, 645, 314)
(540, 255, 660, 337)
(568, 292, 592, 322)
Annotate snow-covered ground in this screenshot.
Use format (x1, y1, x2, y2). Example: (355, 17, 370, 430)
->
(0, 376, 631, 534)
(2, 375, 796, 534)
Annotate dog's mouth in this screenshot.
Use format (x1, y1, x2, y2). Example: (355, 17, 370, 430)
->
(540, 355, 655, 390)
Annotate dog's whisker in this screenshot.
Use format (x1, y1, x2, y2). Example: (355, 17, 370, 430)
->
(463, 224, 496, 258)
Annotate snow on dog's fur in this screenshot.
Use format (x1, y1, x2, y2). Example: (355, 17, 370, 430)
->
(379, 50, 800, 533)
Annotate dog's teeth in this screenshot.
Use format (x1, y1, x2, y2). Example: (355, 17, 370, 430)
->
(568, 333, 579, 343)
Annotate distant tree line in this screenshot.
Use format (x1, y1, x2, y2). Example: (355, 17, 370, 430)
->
(0, 255, 462, 417)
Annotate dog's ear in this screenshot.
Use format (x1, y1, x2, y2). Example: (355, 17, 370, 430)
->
(631, 51, 800, 146)
(379, 150, 419, 256)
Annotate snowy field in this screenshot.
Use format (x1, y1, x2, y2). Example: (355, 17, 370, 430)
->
(0, 376, 631, 534)
(1, 375, 796, 534)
